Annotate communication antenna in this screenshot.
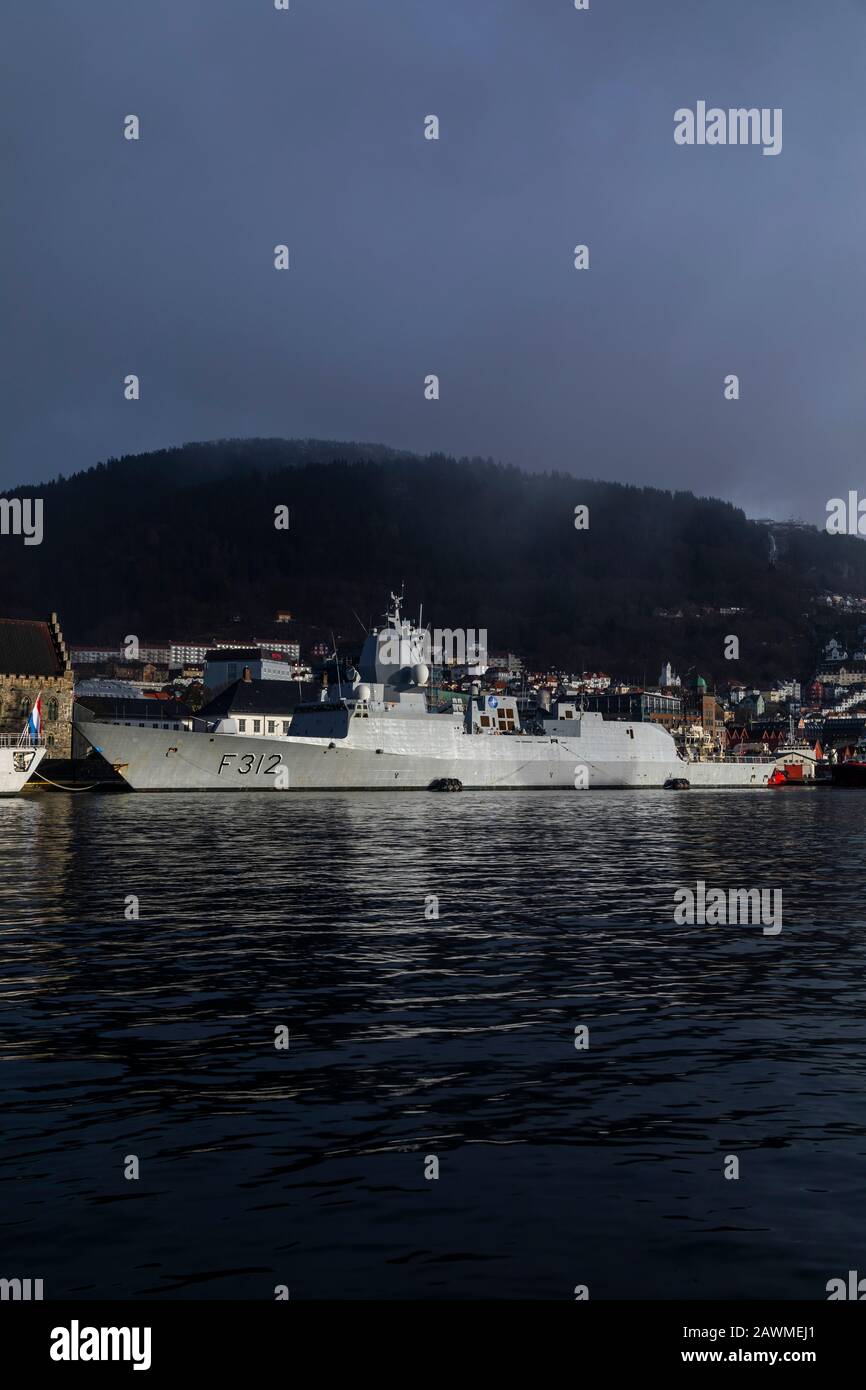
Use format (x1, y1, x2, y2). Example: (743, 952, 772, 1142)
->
(387, 588, 404, 625)
(330, 632, 342, 700)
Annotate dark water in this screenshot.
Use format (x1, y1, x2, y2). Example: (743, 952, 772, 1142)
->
(1, 788, 865, 1300)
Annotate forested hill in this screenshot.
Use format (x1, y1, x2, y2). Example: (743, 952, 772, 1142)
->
(2, 438, 864, 682)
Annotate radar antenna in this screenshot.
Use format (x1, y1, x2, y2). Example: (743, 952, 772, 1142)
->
(387, 587, 405, 625)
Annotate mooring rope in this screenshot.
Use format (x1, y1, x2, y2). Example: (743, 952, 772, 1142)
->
(32, 772, 102, 792)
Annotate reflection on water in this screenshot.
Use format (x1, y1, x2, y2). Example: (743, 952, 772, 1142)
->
(1, 789, 865, 1299)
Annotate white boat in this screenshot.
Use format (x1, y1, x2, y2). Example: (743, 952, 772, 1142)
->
(76, 596, 778, 792)
(0, 734, 46, 795)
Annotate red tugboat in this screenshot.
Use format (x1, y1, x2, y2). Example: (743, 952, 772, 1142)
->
(831, 740, 866, 788)
(767, 767, 794, 788)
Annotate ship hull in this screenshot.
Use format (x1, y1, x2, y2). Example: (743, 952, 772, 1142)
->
(0, 745, 46, 795)
(78, 720, 776, 791)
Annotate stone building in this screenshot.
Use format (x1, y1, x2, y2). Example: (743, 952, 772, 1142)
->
(684, 674, 723, 736)
(0, 613, 74, 757)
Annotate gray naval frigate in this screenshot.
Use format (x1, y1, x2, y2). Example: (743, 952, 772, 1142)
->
(76, 596, 778, 791)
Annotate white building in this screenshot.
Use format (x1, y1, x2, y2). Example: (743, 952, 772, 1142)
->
(169, 643, 208, 665)
(74, 638, 299, 674)
(203, 646, 303, 694)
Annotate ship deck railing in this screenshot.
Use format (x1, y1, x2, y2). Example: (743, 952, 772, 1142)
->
(0, 733, 45, 748)
(682, 752, 775, 763)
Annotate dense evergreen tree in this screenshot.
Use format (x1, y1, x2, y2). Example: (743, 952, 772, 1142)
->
(1, 438, 863, 683)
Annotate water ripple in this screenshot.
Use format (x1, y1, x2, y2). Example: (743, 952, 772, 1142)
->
(1, 789, 865, 1298)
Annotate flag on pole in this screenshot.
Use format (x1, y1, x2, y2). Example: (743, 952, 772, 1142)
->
(27, 694, 42, 744)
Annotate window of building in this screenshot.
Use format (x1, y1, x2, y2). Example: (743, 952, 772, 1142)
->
(47, 698, 59, 721)
(480, 715, 491, 727)
(282, 721, 291, 734)
(238, 719, 246, 732)
(268, 721, 276, 733)
(253, 719, 261, 733)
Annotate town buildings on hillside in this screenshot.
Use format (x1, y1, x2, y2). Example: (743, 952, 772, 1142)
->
(6, 603, 866, 768)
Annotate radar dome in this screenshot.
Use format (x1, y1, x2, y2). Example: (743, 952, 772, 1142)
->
(355, 683, 372, 701)
(411, 662, 430, 686)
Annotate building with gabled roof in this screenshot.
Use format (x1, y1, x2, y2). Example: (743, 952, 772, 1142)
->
(0, 612, 74, 756)
(198, 675, 319, 736)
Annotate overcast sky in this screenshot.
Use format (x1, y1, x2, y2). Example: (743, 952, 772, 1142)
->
(3, 0, 865, 522)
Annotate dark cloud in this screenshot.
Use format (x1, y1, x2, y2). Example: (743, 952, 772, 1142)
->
(2, 0, 863, 524)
